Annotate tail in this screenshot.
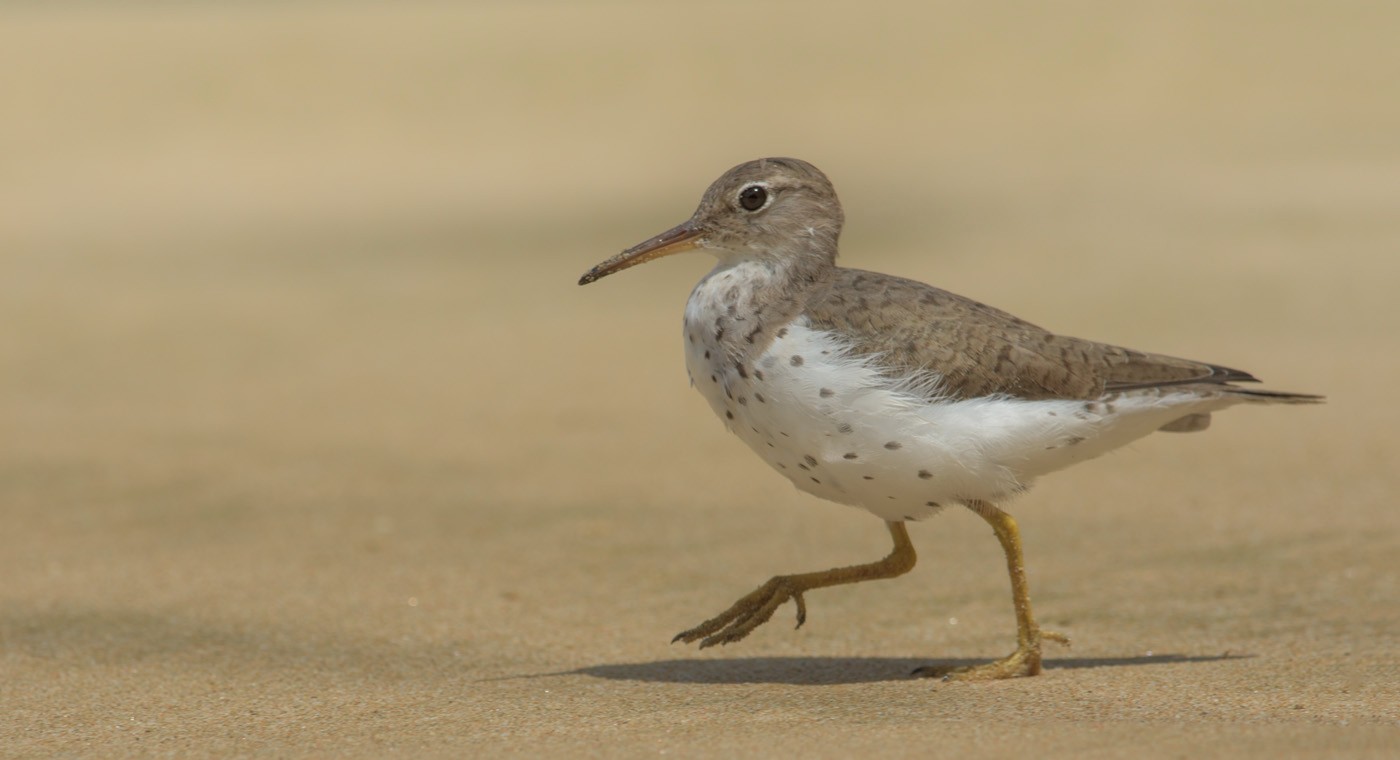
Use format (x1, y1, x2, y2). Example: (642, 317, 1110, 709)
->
(1156, 386, 1322, 434)
(1226, 387, 1326, 404)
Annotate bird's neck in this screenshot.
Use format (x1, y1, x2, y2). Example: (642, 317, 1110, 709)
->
(685, 249, 835, 361)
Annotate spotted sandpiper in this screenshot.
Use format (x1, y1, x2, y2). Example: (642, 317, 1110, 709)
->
(578, 158, 1321, 680)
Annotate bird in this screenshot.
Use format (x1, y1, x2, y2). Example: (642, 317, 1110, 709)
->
(577, 157, 1322, 680)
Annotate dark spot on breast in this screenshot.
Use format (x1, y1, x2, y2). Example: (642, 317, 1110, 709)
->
(745, 325, 762, 343)
(887, 495, 896, 500)
(810, 477, 821, 484)
(1047, 411, 1057, 417)
(1067, 436, 1085, 446)
(715, 327, 725, 341)
(711, 375, 718, 384)
(863, 475, 875, 481)
(918, 470, 932, 480)
(778, 462, 787, 469)
(738, 396, 748, 405)
(688, 334, 695, 344)
(754, 369, 765, 381)
(797, 463, 809, 471)
(755, 393, 766, 403)
(790, 355, 804, 367)
(704, 350, 710, 359)
(736, 364, 748, 378)
(780, 431, 789, 437)
(926, 501, 940, 508)
(777, 327, 788, 338)
(819, 388, 834, 398)
(843, 453, 858, 460)
(725, 410, 734, 419)
(904, 515, 916, 522)
(885, 441, 902, 450)
(838, 423, 853, 434)
(803, 455, 818, 467)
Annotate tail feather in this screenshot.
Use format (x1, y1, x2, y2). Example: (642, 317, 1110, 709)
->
(1156, 386, 1321, 434)
(1225, 387, 1325, 404)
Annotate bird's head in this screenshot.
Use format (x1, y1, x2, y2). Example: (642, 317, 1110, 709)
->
(579, 157, 843, 286)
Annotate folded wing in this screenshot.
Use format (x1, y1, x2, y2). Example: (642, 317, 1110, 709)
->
(803, 269, 1317, 403)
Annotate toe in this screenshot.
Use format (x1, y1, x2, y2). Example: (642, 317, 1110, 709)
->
(913, 648, 1042, 681)
(1041, 629, 1071, 646)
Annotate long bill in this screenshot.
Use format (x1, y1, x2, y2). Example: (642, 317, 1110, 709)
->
(578, 220, 704, 285)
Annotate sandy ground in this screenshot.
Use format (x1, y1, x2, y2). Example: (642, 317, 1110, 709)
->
(2, 3, 1398, 757)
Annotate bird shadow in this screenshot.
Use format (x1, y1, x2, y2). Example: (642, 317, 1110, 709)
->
(553, 653, 1249, 685)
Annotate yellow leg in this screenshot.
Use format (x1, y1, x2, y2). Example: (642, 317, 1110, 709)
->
(674, 521, 917, 648)
(913, 501, 1069, 680)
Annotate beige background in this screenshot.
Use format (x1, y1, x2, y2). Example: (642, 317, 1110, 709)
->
(2, 2, 1397, 757)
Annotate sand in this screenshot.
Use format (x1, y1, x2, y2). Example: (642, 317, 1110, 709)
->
(1, 3, 1397, 757)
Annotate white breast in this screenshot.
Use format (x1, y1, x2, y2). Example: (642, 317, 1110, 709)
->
(682, 266, 1233, 522)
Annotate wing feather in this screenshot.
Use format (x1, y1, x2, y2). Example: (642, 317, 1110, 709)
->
(802, 269, 1259, 401)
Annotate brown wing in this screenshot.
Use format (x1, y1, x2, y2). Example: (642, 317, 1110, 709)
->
(802, 269, 1257, 401)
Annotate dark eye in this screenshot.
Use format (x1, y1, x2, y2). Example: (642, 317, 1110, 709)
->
(738, 184, 768, 211)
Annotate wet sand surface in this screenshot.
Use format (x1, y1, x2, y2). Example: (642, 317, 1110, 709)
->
(2, 3, 1397, 757)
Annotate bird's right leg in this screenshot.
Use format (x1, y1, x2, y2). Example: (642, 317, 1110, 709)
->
(673, 520, 916, 648)
(912, 500, 1069, 680)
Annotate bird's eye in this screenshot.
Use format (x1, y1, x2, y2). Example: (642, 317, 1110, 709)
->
(738, 184, 768, 212)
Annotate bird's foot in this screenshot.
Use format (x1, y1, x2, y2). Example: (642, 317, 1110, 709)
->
(911, 629, 1070, 681)
(672, 576, 809, 649)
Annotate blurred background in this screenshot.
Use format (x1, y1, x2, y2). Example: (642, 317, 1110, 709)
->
(2, 2, 1397, 754)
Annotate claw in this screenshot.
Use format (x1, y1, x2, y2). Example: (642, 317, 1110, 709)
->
(673, 576, 802, 648)
(911, 628, 1070, 681)
(671, 522, 917, 649)
(911, 649, 1040, 681)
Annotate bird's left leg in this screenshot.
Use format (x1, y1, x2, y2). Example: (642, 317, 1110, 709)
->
(913, 500, 1069, 680)
(673, 520, 917, 648)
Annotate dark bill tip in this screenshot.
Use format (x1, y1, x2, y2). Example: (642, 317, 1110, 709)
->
(577, 220, 703, 286)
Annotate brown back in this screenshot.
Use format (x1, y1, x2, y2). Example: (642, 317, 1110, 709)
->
(803, 269, 1256, 401)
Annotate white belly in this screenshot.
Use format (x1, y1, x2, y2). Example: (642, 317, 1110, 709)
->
(683, 311, 1234, 522)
